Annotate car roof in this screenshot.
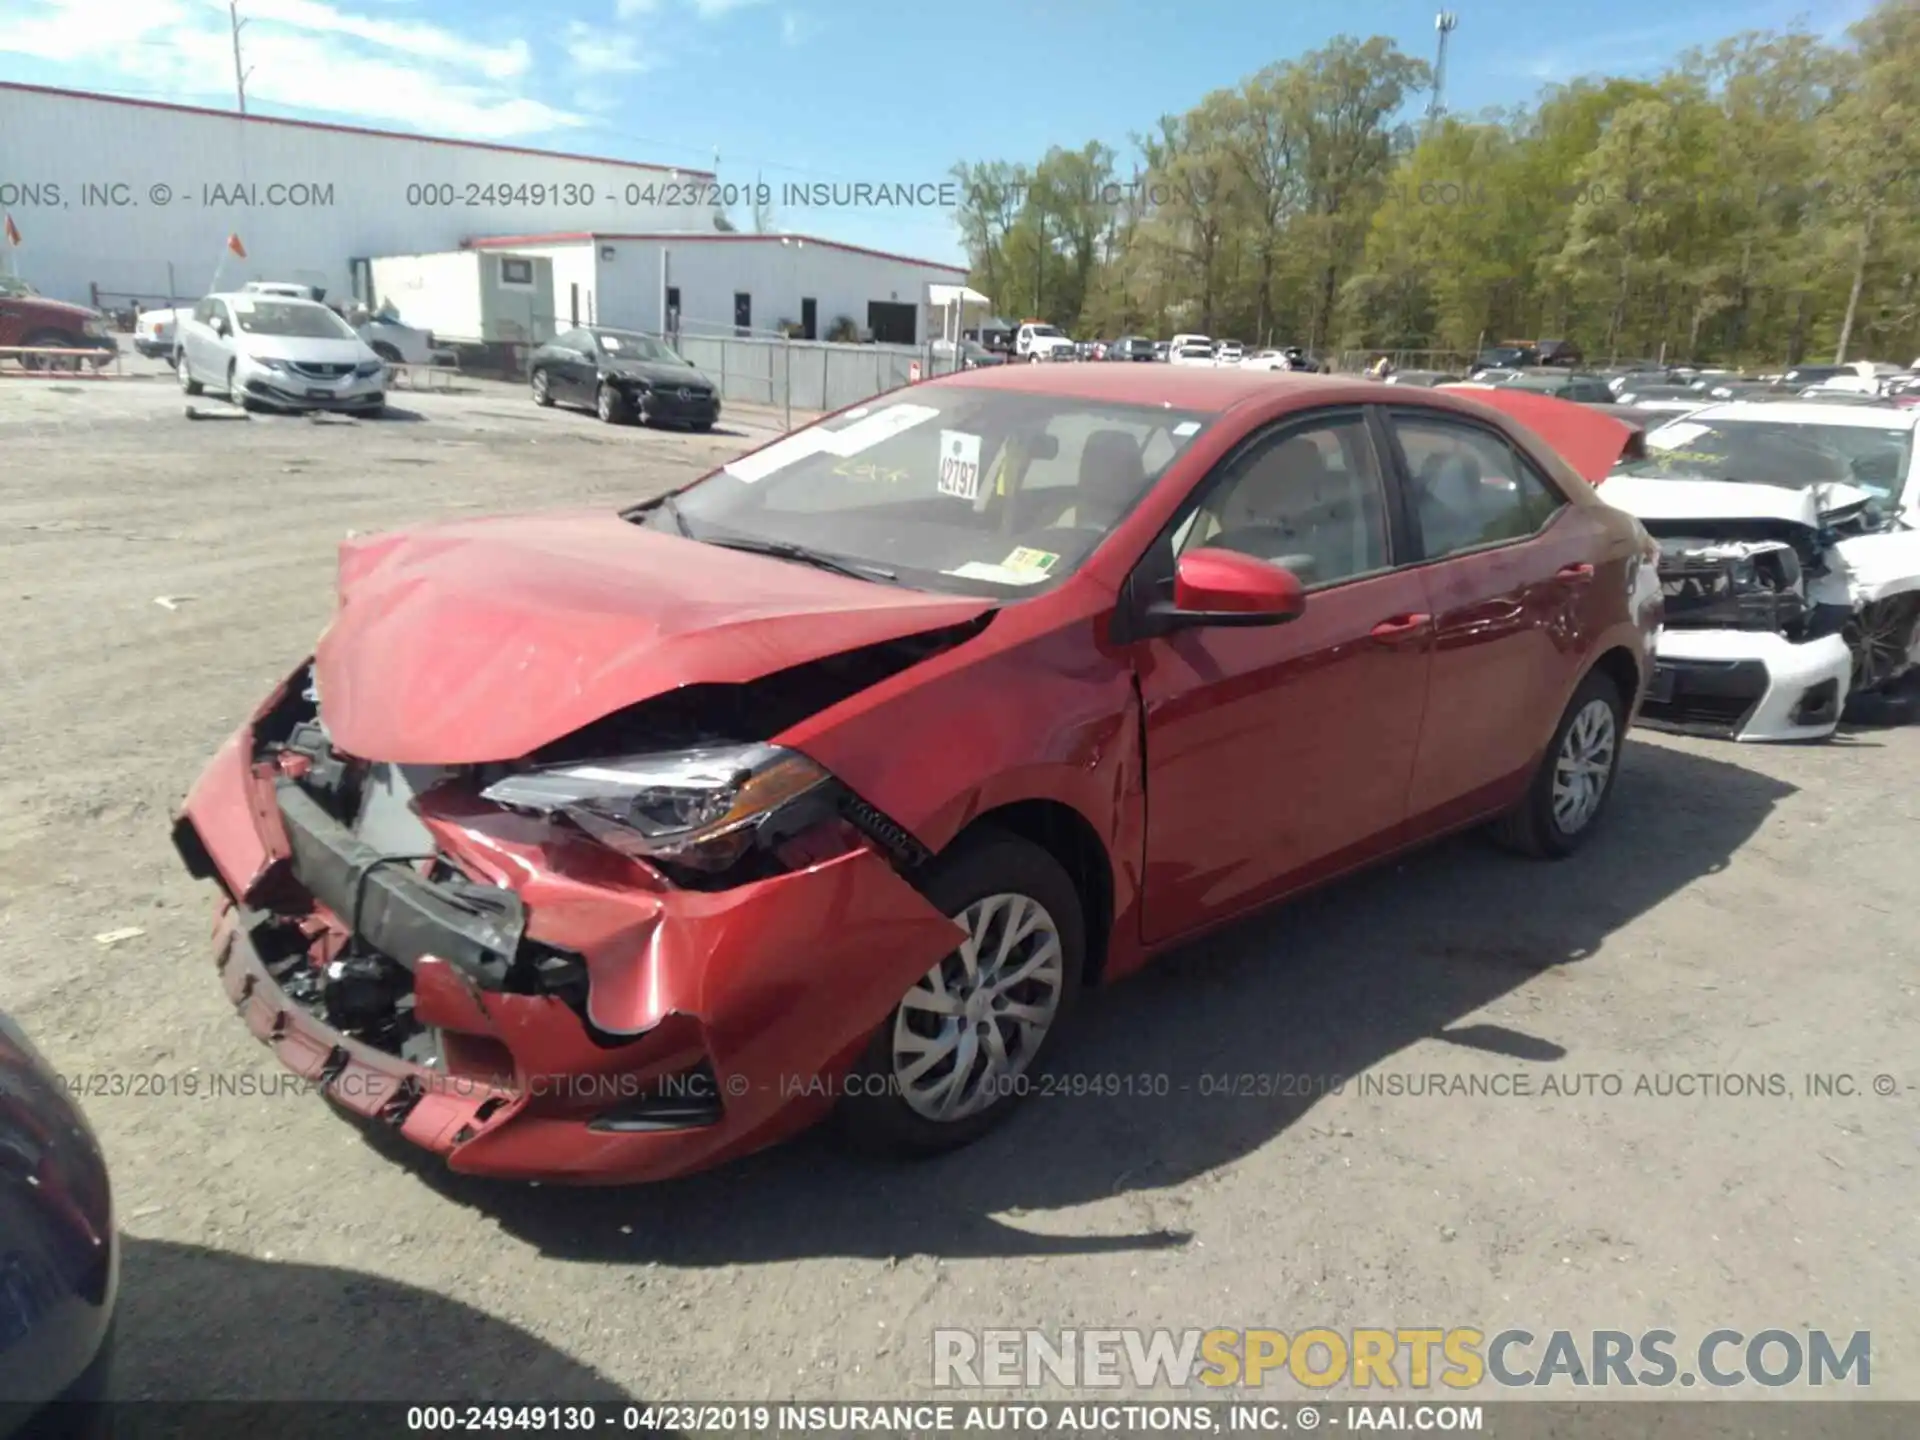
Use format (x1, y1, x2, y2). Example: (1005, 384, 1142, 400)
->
(937, 363, 1517, 419)
(212, 290, 328, 305)
(1678, 401, 1918, 429)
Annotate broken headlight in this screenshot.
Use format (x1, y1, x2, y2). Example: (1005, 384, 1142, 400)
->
(480, 744, 831, 872)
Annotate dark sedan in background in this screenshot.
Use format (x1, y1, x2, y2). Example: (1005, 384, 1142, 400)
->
(529, 327, 721, 430)
(0, 1011, 116, 1437)
(1107, 336, 1159, 361)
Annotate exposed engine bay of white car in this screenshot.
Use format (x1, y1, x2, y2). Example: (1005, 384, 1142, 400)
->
(1601, 474, 1920, 738)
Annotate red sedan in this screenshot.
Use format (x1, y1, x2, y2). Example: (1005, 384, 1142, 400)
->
(173, 367, 1660, 1183)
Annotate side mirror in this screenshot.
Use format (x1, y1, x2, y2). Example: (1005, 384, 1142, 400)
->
(210, 316, 229, 337)
(1145, 550, 1307, 633)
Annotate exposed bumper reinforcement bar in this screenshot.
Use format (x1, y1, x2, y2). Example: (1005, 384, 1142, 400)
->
(274, 778, 525, 988)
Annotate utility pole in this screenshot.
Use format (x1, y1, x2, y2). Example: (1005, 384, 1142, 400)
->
(229, 1, 253, 115)
(1427, 12, 1458, 129)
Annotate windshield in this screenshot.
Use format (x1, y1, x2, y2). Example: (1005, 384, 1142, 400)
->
(231, 299, 357, 340)
(649, 391, 1210, 597)
(1619, 417, 1914, 501)
(1028, 325, 1065, 338)
(594, 330, 684, 364)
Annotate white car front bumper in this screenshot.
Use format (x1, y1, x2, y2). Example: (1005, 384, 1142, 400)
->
(236, 356, 385, 411)
(1640, 626, 1852, 741)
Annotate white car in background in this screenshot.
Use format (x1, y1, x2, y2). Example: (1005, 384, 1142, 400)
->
(1169, 340, 1217, 367)
(1213, 340, 1246, 365)
(133, 307, 185, 358)
(176, 291, 387, 416)
(1601, 402, 1920, 740)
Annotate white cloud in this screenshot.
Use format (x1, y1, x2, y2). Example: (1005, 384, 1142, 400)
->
(231, 0, 531, 79)
(565, 20, 654, 76)
(0, 0, 581, 139)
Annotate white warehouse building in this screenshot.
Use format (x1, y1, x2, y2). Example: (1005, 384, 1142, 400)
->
(459, 232, 968, 344)
(0, 83, 966, 342)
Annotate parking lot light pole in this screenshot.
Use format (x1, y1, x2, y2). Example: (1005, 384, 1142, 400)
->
(780, 236, 802, 430)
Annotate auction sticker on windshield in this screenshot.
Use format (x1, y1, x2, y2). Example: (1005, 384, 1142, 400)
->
(945, 547, 1059, 588)
(725, 403, 943, 483)
(817, 403, 942, 456)
(938, 430, 983, 500)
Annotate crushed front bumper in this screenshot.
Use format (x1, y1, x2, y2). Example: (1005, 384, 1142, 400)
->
(174, 710, 962, 1184)
(1640, 628, 1851, 741)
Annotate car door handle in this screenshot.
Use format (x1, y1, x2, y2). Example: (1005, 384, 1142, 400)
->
(1555, 563, 1595, 584)
(1370, 613, 1432, 644)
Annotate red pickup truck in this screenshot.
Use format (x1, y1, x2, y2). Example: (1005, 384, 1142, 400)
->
(0, 276, 119, 370)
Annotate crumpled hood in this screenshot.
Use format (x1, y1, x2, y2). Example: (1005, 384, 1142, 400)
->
(315, 509, 994, 764)
(1599, 475, 1822, 532)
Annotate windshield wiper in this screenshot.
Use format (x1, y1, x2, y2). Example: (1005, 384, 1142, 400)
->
(702, 535, 898, 583)
(624, 493, 692, 535)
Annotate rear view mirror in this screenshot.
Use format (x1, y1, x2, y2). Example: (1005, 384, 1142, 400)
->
(1144, 550, 1307, 635)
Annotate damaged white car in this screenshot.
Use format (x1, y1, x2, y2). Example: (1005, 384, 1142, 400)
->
(1601, 402, 1920, 740)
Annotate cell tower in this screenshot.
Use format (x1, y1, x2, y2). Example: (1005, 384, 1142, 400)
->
(1429, 12, 1459, 126)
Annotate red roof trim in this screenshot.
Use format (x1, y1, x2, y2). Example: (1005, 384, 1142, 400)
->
(466, 230, 970, 275)
(0, 82, 710, 178)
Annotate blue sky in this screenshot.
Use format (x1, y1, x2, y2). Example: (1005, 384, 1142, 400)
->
(0, 0, 1878, 266)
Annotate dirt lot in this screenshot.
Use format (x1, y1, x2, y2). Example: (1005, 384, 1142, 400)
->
(1, 360, 1914, 1404)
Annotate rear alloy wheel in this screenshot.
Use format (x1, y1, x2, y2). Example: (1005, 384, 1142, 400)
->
(177, 352, 202, 396)
(837, 830, 1084, 1156)
(1490, 668, 1624, 859)
(531, 368, 554, 406)
(597, 381, 630, 424)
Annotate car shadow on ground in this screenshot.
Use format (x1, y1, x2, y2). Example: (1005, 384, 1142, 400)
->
(111, 1237, 630, 1402)
(358, 741, 1795, 1266)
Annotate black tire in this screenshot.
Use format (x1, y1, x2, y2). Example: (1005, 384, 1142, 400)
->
(1844, 593, 1920, 699)
(690, 420, 714, 433)
(21, 330, 79, 372)
(835, 828, 1086, 1157)
(597, 382, 631, 424)
(531, 368, 554, 406)
(177, 351, 202, 396)
(1490, 668, 1625, 859)
(371, 342, 402, 363)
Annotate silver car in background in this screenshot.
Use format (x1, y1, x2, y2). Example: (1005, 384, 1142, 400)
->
(176, 292, 387, 415)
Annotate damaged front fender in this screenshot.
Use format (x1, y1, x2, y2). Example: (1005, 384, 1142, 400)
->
(1832, 529, 1920, 607)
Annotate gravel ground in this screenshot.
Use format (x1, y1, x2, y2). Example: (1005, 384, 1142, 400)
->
(1, 358, 1914, 1405)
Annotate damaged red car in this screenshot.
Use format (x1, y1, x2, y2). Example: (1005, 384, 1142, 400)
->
(173, 367, 1659, 1184)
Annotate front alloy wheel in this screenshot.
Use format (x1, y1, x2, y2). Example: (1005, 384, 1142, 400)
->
(1845, 594, 1920, 695)
(837, 829, 1085, 1155)
(892, 893, 1066, 1123)
(531, 368, 552, 406)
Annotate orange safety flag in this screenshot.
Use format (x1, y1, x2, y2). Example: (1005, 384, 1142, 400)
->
(227, 232, 247, 259)
(3, 213, 20, 247)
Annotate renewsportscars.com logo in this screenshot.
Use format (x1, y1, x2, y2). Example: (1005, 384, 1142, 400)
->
(932, 1328, 1871, 1391)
